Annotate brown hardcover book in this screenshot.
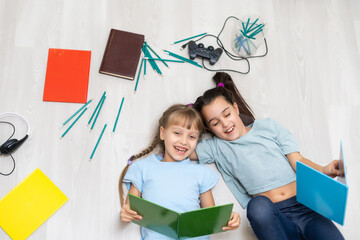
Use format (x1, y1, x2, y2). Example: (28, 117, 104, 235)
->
(99, 29, 145, 80)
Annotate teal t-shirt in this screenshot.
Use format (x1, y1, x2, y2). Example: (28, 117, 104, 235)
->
(124, 154, 219, 240)
(196, 118, 298, 209)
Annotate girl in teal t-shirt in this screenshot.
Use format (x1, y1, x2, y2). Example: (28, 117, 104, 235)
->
(191, 72, 344, 240)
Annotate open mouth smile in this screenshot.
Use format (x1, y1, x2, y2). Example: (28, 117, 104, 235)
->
(174, 146, 187, 153)
(225, 126, 234, 134)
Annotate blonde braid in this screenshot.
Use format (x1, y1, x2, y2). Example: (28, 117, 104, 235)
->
(118, 134, 161, 206)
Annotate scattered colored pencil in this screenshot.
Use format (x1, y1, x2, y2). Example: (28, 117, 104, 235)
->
(88, 91, 106, 126)
(144, 58, 147, 76)
(90, 123, 107, 160)
(143, 46, 162, 75)
(142, 42, 148, 76)
(163, 50, 202, 68)
(144, 57, 184, 63)
(134, 58, 145, 93)
(142, 42, 157, 73)
(60, 99, 92, 128)
(113, 97, 124, 133)
(61, 107, 88, 138)
(90, 94, 106, 131)
(173, 32, 207, 45)
(147, 44, 169, 68)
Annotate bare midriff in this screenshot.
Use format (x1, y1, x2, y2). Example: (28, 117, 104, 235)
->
(253, 181, 297, 203)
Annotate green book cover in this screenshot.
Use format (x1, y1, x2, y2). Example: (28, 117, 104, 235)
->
(129, 194, 233, 239)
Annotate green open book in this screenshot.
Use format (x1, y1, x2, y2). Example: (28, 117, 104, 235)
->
(129, 194, 233, 239)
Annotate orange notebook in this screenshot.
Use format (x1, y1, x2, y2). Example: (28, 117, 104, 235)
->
(43, 48, 91, 103)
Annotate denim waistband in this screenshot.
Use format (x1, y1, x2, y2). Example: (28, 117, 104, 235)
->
(274, 196, 298, 209)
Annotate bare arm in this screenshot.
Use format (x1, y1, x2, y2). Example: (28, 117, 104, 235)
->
(120, 185, 143, 222)
(286, 152, 341, 177)
(189, 150, 198, 161)
(199, 189, 215, 208)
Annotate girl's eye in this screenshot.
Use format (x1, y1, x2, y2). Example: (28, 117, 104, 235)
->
(225, 113, 230, 117)
(174, 132, 180, 135)
(213, 122, 219, 127)
(189, 135, 197, 139)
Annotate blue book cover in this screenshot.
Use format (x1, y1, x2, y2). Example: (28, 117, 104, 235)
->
(296, 141, 348, 225)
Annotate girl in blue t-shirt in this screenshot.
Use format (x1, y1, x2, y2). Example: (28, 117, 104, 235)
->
(119, 104, 240, 240)
(190, 72, 344, 240)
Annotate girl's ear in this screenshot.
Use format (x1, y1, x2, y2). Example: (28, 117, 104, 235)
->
(233, 102, 240, 114)
(159, 126, 165, 140)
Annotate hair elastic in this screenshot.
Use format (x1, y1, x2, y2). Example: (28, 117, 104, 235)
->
(188, 103, 194, 106)
(217, 83, 224, 87)
(127, 155, 134, 166)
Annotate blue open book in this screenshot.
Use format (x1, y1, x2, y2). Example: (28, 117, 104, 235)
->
(296, 141, 348, 225)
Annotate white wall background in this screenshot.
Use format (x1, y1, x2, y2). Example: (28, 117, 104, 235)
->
(0, 0, 359, 239)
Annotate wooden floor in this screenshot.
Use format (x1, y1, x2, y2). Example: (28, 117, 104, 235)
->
(0, 0, 359, 239)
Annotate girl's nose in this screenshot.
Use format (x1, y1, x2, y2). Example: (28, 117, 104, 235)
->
(221, 119, 228, 128)
(180, 135, 187, 145)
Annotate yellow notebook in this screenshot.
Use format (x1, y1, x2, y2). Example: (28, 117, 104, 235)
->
(0, 168, 68, 240)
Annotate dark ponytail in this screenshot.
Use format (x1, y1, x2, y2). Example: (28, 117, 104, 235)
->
(194, 72, 255, 126)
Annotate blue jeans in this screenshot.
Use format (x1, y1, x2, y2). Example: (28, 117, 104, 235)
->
(247, 196, 344, 240)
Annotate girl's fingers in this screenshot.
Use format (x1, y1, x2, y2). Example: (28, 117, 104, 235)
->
(133, 214, 143, 220)
(222, 212, 241, 231)
(121, 204, 143, 221)
(222, 226, 232, 231)
(127, 209, 138, 215)
(121, 213, 142, 222)
(121, 216, 133, 222)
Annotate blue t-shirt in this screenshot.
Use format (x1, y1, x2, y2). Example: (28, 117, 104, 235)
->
(196, 118, 298, 209)
(123, 154, 219, 240)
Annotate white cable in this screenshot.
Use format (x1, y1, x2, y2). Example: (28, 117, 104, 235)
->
(0, 112, 30, 135)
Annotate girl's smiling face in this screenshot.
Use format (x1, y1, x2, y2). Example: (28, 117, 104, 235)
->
(160, 124, 200, 162)
(201, 96, 248, 141)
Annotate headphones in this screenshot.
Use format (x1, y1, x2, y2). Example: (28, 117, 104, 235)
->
(0, 112, 30, 155)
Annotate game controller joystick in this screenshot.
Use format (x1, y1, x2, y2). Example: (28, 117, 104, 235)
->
(188, 41, 223, 65)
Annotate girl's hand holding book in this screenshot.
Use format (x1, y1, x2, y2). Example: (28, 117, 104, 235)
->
(323, 160, 341, 178)
(120, 203, 143, 222)
(222, 211, 241, 231)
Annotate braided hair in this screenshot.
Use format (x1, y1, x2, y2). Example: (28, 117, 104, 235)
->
(118, 104, 205, 206)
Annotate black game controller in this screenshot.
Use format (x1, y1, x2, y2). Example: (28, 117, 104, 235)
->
(188, 40, 223, 65)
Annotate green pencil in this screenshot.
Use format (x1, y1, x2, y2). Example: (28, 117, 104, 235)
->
(60, 99, 92, 128)
(90, 94, 106, 131)
(142, 43, 157, 73)
(143, 46, 162, 75)
(113, 97, 124, 133)
(61, 107, 88, 139)
(88, 91, 106, 125)
(147, 44, 169, 68)
(144, 57, 184, 63)
(173, 32, 207, 45)
(143, 42, 147, 76)
(163, 50, 202, 68)
(246, 18, 259, 33)
(90, 123, 107, 160)
(134, 58, 145, 93)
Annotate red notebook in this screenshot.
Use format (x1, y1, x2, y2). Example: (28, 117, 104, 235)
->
(43, 48, 91, 103)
